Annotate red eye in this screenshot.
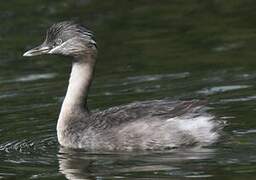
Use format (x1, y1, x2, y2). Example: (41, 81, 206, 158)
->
(54, 39, 62, 46)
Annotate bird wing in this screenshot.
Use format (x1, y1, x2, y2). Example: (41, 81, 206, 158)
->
(90, 99, 207, 129)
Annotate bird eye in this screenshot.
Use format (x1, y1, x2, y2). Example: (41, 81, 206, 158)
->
(54, 39, 62, 46)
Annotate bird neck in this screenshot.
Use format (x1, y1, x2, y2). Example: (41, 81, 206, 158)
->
(59, 56, 95, 118)
(56, 53, 96, 147)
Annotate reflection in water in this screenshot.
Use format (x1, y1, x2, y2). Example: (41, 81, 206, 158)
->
(58, 149, 92, 180)
(58, 147, 216, 179)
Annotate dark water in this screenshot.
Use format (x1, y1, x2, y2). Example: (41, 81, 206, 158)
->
(1, 0, 256, 179)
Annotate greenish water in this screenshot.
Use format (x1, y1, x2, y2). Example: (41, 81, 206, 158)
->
(1, 0, 256, 179)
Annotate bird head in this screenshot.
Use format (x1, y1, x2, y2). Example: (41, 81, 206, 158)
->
(23, 21, 97, 58)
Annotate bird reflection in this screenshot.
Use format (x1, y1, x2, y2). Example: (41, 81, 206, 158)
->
(58, 147, 216, 179)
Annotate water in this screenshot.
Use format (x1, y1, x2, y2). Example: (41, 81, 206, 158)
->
(1, 0, 256, 179)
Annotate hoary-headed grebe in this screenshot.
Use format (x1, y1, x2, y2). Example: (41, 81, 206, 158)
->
(23, 21, 221, 151)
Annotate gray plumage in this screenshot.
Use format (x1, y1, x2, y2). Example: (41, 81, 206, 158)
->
(23, 21, 221, 151)
(45, 21, 95, 48)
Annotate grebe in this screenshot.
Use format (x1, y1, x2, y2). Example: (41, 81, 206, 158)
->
(23, 21, 221, 151)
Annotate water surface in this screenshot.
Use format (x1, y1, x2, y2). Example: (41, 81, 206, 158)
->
(1, 0, 256, 179)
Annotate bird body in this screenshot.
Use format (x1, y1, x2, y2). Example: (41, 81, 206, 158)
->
(23, 21, 221, 151)
(57, 99, 219, 151)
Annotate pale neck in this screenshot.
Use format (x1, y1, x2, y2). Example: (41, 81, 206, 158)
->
(60, 58, 95, 115)
(57, 53, 96, 146)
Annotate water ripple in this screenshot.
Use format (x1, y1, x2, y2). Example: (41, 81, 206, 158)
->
(14, 73, 57, 82)
(221, 96, 256, 103)
(0, 92, 17, 99)
(124, 72, 190, 85)
(0, 73, 57, 84)
(233, 129, 256, 135)
(197, 85, 251, 95)
(0, 136, 56, 155)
